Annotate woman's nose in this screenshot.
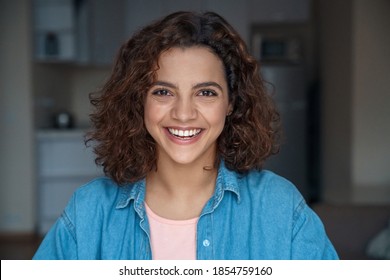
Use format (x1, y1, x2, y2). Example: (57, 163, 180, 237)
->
(171, 97, 197, 122)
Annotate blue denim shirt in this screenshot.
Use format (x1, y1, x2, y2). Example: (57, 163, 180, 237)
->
(33, 162, 338, 260)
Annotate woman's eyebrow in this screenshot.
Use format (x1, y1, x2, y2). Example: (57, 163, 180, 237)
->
(151, 81, 224, 92)
(150, 81, 178, 89)
(193, 82, 223, 91)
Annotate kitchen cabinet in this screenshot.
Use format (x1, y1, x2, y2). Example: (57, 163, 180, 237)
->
(248, 0, 310, 23)
(36, 130, 103, 234)
(33, 0, 310, 64)
(33, 0, 126, 65)
(124, 0, 165, 37)
(33, 0, 76, 61)
(205, 0, 249, 43)
(124, 0, 249, 43)
(77, 0, 126, 65)
(124, 0, 204, 37)
(163, 0, 204, 14)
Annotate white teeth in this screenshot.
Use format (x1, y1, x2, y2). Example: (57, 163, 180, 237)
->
(168, 128, 201, 138)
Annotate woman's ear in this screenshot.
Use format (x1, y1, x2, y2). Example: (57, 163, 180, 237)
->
(227, 104, 233, 116)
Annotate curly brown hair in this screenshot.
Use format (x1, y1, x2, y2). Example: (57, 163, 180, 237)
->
(86, 11, 280, 185)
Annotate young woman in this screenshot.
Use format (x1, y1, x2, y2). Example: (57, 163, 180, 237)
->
(33, 11, 338, 260)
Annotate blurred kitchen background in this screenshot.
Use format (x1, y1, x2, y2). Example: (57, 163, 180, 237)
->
(1, 0, 389, 259)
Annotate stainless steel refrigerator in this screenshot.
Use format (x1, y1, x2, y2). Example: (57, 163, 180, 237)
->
(261, 64, 309, 199)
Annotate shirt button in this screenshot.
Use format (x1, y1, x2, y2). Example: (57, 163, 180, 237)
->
(203, 239, 210, 247)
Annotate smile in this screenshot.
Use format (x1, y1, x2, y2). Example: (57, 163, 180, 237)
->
(167, 128, 202, 139)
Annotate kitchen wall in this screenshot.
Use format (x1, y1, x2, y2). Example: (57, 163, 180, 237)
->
(352, 0, 390, 202)
(318, 0, 390, 203)
(33, 63, 72, 129)
(33, 64, 111, 129)
(0, 0, 36, 232)
(1, 0, 389, 234)
(69, 66, 111, 128)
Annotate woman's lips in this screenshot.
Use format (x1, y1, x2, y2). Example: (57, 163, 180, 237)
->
(168, 128, 202, 138)
(165, 127, 204, 143)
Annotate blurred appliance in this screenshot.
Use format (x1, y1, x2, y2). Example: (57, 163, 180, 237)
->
(261, 63, 309, 200)
(53, 111, 74, 129)
(252, 33, 303, 64)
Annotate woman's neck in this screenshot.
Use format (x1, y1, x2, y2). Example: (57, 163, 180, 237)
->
(145, 156, 218, 220)
(149, 155, 217, 195)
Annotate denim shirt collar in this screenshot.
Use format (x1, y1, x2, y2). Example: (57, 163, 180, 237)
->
(114, 161, 241, 216)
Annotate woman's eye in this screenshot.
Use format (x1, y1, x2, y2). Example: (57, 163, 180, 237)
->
(152, 89, 171, 96)
(198, 90, 217, 97)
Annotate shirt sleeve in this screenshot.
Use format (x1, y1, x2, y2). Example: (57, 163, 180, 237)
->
(291, 199, 339, 260)
(33, 196, 78, 260)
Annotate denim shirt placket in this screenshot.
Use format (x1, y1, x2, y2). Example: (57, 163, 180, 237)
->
(117, 179, 153, 260)
(133, 180, 153, 260)
(196, 167, 241, 260)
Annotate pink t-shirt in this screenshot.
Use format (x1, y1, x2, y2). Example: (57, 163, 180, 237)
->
(145, 203, 198, 260)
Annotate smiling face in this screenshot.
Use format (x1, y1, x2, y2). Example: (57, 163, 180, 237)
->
(144, 46, 231, 167)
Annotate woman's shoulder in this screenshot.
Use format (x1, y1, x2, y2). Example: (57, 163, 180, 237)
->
(61, 177, 142, 221)
(240, 169, 304, 202)
(244, 168, 296, 188)
(75, 177, 120, 196)
(69, 177, 138, 208)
